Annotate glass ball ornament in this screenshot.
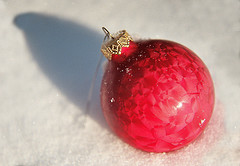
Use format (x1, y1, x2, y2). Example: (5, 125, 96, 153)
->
(100, 28, 215, 153)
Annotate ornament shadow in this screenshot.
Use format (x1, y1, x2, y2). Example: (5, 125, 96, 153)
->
(14, 12, 107, 128)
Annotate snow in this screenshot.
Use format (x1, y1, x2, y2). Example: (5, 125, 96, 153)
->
(0, 0, 239, 165)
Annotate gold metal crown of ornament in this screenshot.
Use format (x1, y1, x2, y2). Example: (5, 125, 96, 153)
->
(101, 27, 133, 60)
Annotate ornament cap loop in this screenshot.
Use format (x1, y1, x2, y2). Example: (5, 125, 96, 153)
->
(102, 27, 114, 40)
(101, 27, 133, 60)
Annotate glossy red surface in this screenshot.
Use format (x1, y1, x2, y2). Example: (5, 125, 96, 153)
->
(101, 40, 215, 153)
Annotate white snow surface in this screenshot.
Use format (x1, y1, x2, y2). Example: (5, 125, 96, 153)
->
(0, 0, 239, 165)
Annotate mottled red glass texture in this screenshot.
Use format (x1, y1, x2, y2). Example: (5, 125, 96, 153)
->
(101, 40, 215, 153)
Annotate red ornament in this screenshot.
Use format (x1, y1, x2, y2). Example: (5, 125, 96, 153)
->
(100, 28, 215, 153)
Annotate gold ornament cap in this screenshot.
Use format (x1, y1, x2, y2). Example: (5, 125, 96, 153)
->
(101, 27, 133, 60)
